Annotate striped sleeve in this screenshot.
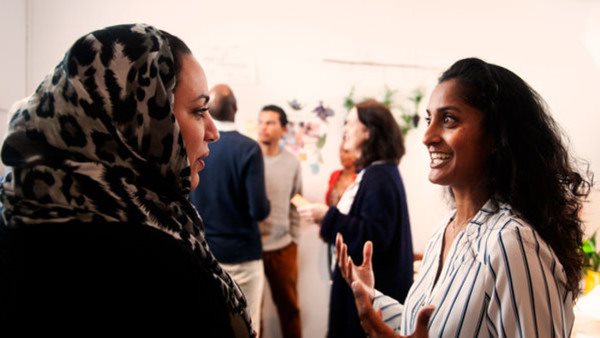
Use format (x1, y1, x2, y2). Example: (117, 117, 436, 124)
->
(485, 222, 572, 338)
(373, 289, 404, 332)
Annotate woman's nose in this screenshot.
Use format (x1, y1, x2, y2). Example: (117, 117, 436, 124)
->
(205, 113, 220, 143)
(422, 121, 439, 146)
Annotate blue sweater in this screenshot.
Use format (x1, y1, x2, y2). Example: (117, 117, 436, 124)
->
(320, 163, 414, 338)
(190, 131, 270, 263)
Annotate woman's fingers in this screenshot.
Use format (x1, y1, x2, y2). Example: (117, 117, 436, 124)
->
(297, 206, 310, 220)
(412, 305, 435, 338)
(335, 234, 343, 265)
(346, 256, 354, 282)
(341, 245, 351, 282)
(336, 233, 350, 282)
(299, 203, 328, 223)
(363, 241, 373, 269)
(335, 233, 343, 254)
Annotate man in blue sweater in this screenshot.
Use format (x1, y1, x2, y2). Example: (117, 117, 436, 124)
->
(190, 84, 270, 335)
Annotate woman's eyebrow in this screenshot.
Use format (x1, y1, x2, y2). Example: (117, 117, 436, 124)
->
(194, 95, 210, 104)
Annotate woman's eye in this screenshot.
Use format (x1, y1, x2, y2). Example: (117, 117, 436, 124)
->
(193, 107, 209, 117)
(443, 115, 456, 125)
(424, 116, 431, 125)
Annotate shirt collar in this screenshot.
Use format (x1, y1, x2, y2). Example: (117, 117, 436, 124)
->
(213, 120, 237, 132)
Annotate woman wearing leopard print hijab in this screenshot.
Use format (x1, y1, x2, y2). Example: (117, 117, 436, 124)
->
(0, 24, 253, 336)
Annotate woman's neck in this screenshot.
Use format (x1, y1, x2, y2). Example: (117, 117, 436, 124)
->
(341, 167, 356, 175)
(451, 185, 490, 229)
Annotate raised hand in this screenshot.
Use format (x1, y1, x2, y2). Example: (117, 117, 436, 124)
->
(336, 232, 434, 338)
(335, 233, 375, 295)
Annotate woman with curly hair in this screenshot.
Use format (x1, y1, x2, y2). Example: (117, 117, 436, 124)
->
(336, 57, 593, 337)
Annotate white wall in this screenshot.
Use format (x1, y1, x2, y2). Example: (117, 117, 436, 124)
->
(2, 0, 600, 337)
(0, 0, 26, 155)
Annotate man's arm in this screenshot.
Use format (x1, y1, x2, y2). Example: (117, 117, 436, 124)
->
(289, 159, 302, 242)
(245, 144, 270, 221)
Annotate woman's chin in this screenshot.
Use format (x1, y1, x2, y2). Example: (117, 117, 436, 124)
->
(190, 174, 200, 191)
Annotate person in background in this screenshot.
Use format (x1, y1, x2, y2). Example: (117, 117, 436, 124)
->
(325, 144, 357, 207)
(190, 84, 270, 335)
(299, 99, 414, 338)
(336, 57, 594, 338)
(0, 24, 254, 336)
(322, 143, 358, 283)
(257, 104, 302, 338)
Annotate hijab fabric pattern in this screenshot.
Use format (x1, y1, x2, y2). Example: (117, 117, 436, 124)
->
(0, 23, 251, 334)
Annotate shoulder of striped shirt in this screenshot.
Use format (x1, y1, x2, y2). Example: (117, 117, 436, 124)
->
(478, 205, 566, 282)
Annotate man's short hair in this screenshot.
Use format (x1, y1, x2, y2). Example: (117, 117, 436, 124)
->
(261, 105, 288, 127)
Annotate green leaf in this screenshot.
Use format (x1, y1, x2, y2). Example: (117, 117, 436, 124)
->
(382, 86, 397, 109)
(582, 231, 600, 271)
(317, 134, 327, 148)
(583, 241, 596, 254)
(343, 86, 356, 110)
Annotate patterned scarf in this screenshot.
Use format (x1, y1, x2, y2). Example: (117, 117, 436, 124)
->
(0, 23, 252, 336)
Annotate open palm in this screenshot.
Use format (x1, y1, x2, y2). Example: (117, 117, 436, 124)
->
(335, 233, 433, 338)
(335, 233, 375, 295)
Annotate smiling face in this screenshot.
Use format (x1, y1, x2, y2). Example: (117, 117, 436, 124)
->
(342, 107, 369, 157)
(423, 79, 492, 193)
(173, 54, 219, 190)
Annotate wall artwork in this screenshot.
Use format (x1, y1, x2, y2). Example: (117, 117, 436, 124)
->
(282, 100, 334, 174)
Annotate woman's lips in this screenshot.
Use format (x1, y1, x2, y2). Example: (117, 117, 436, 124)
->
(196, 151, 209, 172)
(196, 158, 205, 171)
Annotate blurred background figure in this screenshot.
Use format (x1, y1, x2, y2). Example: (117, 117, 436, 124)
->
(325, 144, 357, 207)
(258, 105, 303, 338)
(299, 99, 414, 338)
(190, 84, 271, 335)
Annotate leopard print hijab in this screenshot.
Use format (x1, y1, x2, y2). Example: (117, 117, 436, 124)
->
(0, 23, 252, 336)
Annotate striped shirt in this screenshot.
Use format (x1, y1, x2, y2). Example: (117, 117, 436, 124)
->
(373, 199, 574, 337)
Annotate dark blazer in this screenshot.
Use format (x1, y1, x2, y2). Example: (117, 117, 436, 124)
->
(0, 220, 236, 336)
(320, 163, 414, 338)
(190, 130, 270, 263)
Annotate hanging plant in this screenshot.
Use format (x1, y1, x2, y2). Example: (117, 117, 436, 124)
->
(343, 86, 424, 136)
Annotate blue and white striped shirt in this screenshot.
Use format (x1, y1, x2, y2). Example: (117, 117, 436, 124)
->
(373, 199, 574, 337)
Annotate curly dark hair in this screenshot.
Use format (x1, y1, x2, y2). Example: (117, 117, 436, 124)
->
(354, 99, 405, 168)
(439, 58, 593, 296)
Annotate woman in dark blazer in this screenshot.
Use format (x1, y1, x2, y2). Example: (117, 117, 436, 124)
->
(300, 99, 414, 338)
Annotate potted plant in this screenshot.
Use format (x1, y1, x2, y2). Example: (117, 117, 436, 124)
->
(582, 232, 600, 294)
